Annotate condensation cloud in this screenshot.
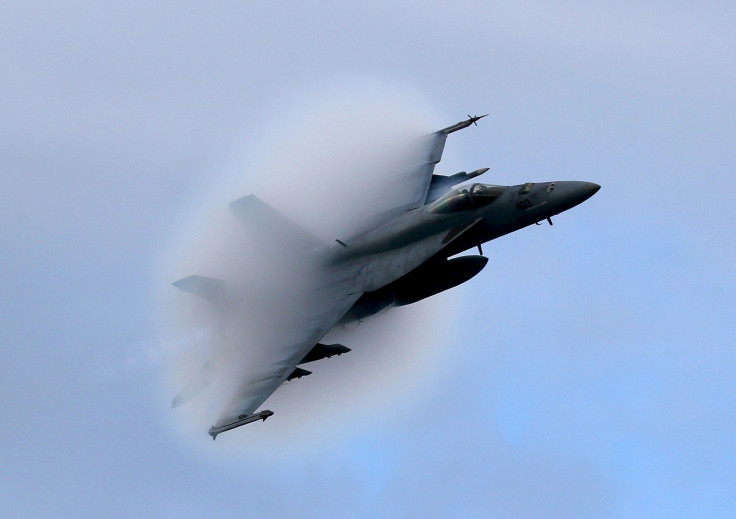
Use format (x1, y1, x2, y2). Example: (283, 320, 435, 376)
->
(158, 83, 457, 455)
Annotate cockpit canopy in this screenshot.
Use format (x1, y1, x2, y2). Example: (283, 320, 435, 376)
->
(429, 183, 506, 214)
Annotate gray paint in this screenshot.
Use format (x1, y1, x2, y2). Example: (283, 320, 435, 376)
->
(175, 117, 599, 437)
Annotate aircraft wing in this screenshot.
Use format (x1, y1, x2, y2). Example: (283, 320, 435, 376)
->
(174, 116, 487, 438)
(406, 114, 488, 210)
(172, 194, 366, 439)
(209, 269, 363, 439)
(405, 114, 488, 212)
(349, 114, 488, 236)
(207, 219, 486, 439)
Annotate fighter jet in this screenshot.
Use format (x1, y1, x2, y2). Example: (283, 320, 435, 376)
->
(172, 114, 600, 439)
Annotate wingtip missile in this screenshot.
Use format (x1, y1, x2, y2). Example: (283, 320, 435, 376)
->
(440, 113, 490, 134)
(467, 113, 489, 126)
(208, 410, 274, 440)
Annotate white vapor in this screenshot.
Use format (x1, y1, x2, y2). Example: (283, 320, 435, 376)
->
(158, 82, 457, 455)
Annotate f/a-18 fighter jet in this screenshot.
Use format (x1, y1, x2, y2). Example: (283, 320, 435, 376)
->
(172, 114, 600, 439)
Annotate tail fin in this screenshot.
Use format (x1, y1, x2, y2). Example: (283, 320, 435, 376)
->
(172, 275, 242, 304)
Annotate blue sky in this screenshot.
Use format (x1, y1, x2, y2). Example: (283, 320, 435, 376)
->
(2, 2, 735, 517)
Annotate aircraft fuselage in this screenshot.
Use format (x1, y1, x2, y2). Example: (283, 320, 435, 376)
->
(338, 180, 600, 322)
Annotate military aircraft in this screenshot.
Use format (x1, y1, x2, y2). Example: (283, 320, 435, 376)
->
(172, 114, 600, 439)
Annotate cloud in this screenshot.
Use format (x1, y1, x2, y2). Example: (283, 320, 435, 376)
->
(159, 84, 458, 452)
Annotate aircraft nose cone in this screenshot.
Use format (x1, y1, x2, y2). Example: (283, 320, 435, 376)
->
(585, 182, 601, 197)
(570, 181, 600, 202)
(550, 181, 601, 212)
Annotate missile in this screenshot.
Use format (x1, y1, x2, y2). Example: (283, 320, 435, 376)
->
(443, 167, 490, 186)
(465, 167, 490, 180)
(287, 367, 312, 381)
(439, 113, 489, 134)
(299, 343, 351, 364)
(208, 410, 274, 440)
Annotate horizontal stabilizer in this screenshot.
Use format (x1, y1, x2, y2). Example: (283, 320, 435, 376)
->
(229, 194, 323, 252)
(287, 367, 312, 381)
(299, 343, 351, 364)
(172, 275, 241, 304)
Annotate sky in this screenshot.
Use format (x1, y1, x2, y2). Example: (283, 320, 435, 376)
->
(2, 1, 735, 518)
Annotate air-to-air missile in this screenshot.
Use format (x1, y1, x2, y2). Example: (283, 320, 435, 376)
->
(208, 410, 274, 440)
